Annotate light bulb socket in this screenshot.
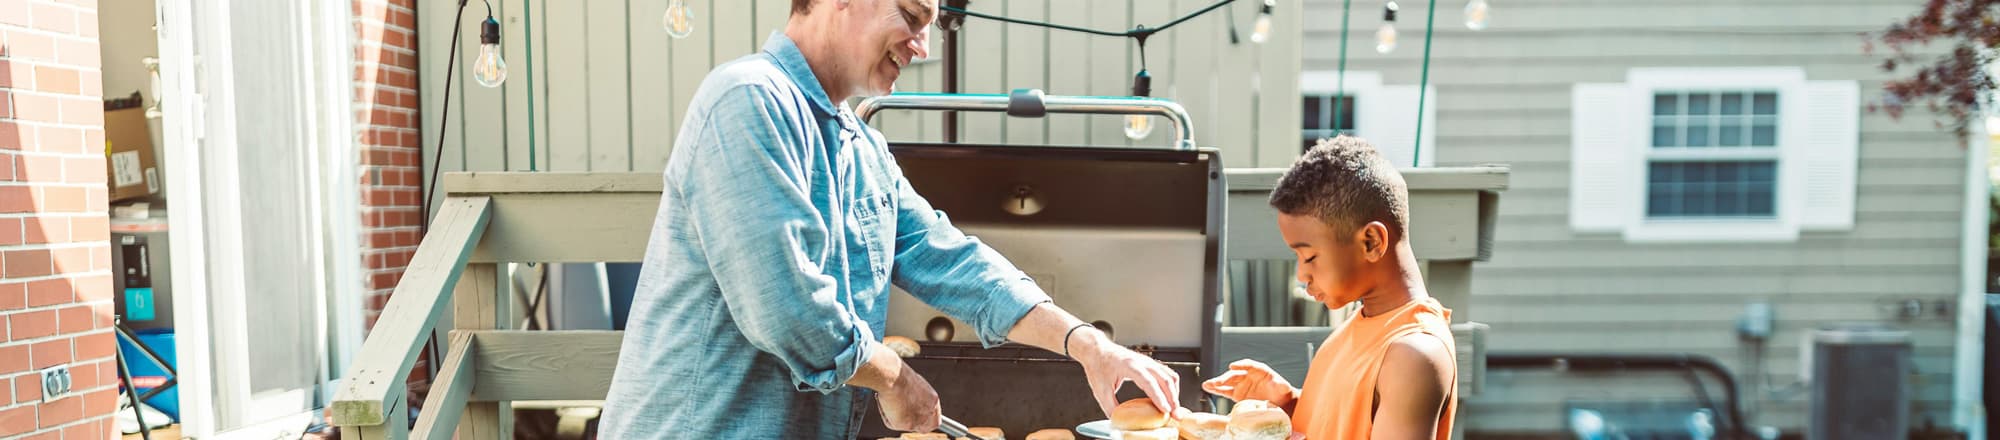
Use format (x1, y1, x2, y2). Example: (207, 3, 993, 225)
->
(1383, 1, 1399, 22)
(1131, 69, 1152, 98)
(1260, 0, 1275, 14)
(480, 17, 501, 44)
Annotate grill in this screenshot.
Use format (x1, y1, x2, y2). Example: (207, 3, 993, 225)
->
(854, 92, 1225, 438)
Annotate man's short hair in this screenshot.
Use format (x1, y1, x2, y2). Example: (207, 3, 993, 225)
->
(793, 0, 811, 15)
(1268, 135, 1410, 242)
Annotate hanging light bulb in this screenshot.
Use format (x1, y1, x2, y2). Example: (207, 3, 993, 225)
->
(1463, 0, 1490, 30)
(1125, 69, 1155, 140)
(1375, 1, 1399, 54)
(473, 17, 506, 87)
(664, 0, 695, 39)
(1249, 0, 1275, 44)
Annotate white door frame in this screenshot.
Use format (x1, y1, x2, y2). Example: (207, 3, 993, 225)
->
(154, 0, 362, 437)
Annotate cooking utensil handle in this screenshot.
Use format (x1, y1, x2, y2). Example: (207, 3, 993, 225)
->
(855, 90, 1199, 151)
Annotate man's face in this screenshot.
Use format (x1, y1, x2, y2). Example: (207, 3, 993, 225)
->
(835, 0, 933, 98)
(1277, 213, 1374, 309)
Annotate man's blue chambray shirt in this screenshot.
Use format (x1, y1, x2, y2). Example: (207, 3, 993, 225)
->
(598, 33, 1052, 439)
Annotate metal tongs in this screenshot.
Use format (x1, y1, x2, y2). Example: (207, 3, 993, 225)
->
(939, 415, 990, 440)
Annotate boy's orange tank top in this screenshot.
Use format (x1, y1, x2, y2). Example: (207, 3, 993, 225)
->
(1290, 297, 1457, 440)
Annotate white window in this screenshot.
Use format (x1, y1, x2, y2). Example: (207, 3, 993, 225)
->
(1299, 71, 1436, 167)
(1571, 67, 1860, 242)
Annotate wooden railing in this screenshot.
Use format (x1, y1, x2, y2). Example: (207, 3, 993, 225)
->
(329, 168, 1507, 439)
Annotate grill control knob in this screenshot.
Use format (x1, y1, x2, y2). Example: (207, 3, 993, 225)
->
(925, 316, 956, 342)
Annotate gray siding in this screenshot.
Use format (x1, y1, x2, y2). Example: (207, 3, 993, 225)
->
(1301, 0, 1969, 434)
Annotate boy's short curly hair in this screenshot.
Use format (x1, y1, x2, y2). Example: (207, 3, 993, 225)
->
(1268, 135, 1409, 242)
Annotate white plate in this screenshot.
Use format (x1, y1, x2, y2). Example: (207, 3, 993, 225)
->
(1075, 420, 1114, 439)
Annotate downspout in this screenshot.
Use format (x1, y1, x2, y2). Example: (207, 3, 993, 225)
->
(1955, 119, 1991, 440)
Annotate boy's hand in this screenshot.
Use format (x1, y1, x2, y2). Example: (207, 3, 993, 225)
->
(1201, 359, 1298, 409)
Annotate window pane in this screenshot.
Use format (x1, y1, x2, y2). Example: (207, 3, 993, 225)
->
(1687, 93, 1713, 116)
(1654, 93, 1680, 116)
(1334, 97, 1356, 132)
(1686, 119, 1711, 147)
(1653, 121, 1678, 147)
(1302, 96, 1324, 130)
(1719, 92, 1745, 115)
(1719, 120, 1744, 147)
(1752, 92, 1778, 115)
(1647, 160, 1778, 218)
(1750, 122, 1777, 146)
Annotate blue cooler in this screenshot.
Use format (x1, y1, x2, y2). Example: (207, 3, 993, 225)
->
(117, 330, 179, 421)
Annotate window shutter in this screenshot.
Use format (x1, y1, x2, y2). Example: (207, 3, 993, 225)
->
(1356, 85, 1435, 168)
(1794, 80, 1860, 231)
(1570, 83, 1635, 233)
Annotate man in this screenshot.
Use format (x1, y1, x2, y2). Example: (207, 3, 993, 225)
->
(1201, 136, 1457, 440)
(598, 0, 1182, 438)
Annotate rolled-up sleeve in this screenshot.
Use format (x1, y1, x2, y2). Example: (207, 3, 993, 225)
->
(886, 173, 1053, 347)
(682, 85, 874, 393)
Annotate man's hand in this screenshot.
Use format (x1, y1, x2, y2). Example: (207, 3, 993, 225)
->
(1201, 359, 1298, 410)
(1070, 328, 1181, 418)
(851, 344, 941, 433)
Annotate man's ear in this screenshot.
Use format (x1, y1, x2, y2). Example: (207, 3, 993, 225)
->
(1358, 222, 1390, 262)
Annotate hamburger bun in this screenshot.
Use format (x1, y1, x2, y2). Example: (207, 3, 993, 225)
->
(1024, 429, 1074, 440)
(967, 427, 1004, 440)
(1172, 409, 1229, 440)
(883, 336, 922, 358)
(1109, 427, 1179, 440)
(902, 433, 949, 440)
(1229, 400, 1274, 414)
(1110, 398, 1169, 431)
(1226, 405, 1292, 440)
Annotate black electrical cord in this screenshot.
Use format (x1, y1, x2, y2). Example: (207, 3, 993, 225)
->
(411, 0, 494, 420)
(941, 0, 1239, 41)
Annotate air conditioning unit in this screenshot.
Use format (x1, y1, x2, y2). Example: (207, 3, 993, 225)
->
(1807, 324, 1910, 440)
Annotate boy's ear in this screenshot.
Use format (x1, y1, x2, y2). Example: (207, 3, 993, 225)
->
(1358, 222, 1389, 262)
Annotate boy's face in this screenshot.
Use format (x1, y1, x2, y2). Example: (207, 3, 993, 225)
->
(1277, 213, 1382, 309)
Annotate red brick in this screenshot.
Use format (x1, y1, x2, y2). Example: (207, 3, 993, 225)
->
(0, 375, 9, 405)
(56, 97, 99, 126)
(31, 66, 76, 95)
(81, 187, 101, 213)
(29, 339, 68, 369)
(60, 415, 96, 440)
(0, 282, 23, 311)
(61, 156, 99, 184)
(3, 30, 55, 62)
(55, 306, 88, 333)
(38, 186, 81, 212)
(36, 395, 79, 428)
(63, 362, 90, 390)
(76, 70, 97, 97)
(78, 129, 97, 155)
(24, 278, 69, 307)
(9, 309, 55, 341)
(0, 186, 31, 213)
(33, 127, 78, 155)
(370, 271, 396, 290)
(0, 0, 28, 28)
(21, 217, 65, 244)
(75, 10, 95, 38)
(9, 375, 33, 403)
(0, 121, 31, 151)
(79, 387, 112, 417)
(71, 332, 109, 361)
(86, 302, 108, 329)
(0, 155, 12, 182)
(3, 249, 52, 278)
(0, 404, 33, 436)
(0, 345, 25, 374)
(70, 275, 105, 303)
(0, 218, 18, 245)
(30, 3, 74, 34)
(13, 154, 58, 183)
(47, 247, 86, 274)
(65, 216, 101, 243)
(19, 430, 56, 440)
(55, 37, 96, 71)
(11, 92, 56, 123)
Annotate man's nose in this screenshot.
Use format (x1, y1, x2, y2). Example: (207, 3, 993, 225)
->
(907, 30, 930, 60)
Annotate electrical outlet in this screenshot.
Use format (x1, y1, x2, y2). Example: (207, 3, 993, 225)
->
(40, 365, 72, 402)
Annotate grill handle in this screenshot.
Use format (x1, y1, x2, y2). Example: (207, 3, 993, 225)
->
(855, 89, 1198, 150)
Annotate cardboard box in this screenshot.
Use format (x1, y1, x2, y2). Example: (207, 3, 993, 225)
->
(104, 107, 160, 202)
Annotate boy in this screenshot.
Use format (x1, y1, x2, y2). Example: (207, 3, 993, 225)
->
(1202, 136, 1457, 440)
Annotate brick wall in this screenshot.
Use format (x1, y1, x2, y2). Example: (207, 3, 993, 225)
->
(0, 0, 121, 439)
(353, 0, 422, 332)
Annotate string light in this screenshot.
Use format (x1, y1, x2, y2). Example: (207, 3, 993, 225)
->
(1125, 69, 1155, 140)
(1249, 0, 1275, 44)
(664, 0, 695, 39)
(1463, 0, 1489, 30)
(473, 16, 507, 87)
(1375, 1, 1399, 54)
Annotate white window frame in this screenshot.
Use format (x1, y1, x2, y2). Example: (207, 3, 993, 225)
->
(1299, 71, 1436, 167)
(1623, 68, 1809, 242)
